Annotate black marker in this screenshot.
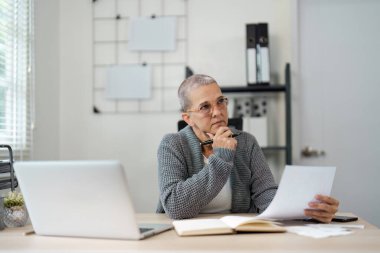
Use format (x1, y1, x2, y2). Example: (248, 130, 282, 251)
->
(200, 132, 241, 146)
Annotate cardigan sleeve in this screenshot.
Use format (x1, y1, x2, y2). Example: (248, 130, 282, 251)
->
(248, 136, 278, 213)
(157, 133, 235, 219)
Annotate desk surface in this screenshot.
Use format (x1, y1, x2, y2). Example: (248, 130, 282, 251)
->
(0, 213, 379, 253)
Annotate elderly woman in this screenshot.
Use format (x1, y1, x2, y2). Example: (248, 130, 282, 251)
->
(156, 74, 339, 221)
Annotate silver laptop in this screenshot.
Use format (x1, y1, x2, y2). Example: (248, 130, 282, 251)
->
(14, 160, 172, 240)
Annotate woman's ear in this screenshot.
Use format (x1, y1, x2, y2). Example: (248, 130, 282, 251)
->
(182, 113, 194, 127)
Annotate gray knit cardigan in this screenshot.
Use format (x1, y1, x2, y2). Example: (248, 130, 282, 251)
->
(156, 125, 277, 219)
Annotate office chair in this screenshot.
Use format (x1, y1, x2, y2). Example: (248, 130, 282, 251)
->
(177, 118, 243, 131)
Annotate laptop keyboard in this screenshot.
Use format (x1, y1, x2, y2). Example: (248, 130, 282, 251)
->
(139, 227, 154, 233)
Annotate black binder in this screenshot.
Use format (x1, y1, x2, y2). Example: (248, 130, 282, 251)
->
(246, 24, 257, 85)
(246, 23, 270, 86)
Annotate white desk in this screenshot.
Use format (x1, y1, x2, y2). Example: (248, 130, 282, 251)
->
(0, 213, 379, 252)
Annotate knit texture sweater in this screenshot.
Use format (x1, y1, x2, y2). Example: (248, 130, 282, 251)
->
(156, 125, 278, 219)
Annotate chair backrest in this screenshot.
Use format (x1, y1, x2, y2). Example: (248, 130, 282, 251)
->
(177, 118, 243, 131)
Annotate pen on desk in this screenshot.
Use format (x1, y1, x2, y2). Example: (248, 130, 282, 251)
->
(200, 132, 241, 146)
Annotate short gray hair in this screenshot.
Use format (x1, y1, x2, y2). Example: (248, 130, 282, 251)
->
(178, 74, 217, 112)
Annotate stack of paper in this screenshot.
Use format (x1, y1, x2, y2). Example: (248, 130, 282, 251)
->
(286, 224, 357, 239)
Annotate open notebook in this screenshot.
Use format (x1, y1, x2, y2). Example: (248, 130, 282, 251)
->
(173, 216, 285, 236)
(14, 160, 172, 240)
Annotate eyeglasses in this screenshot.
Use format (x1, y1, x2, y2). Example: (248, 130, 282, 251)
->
(186, 97, 228, 116)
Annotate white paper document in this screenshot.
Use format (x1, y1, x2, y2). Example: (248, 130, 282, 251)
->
(106, 64, 151, 99)
(257, 165, 336, 220)
(286, 225, 353, 239)
(128, 16, 176, 51)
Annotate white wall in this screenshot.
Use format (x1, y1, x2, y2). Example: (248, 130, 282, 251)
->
(33, 0, 291, 212)
(33, 0, 60, 160)
(187, 0, 291, 85)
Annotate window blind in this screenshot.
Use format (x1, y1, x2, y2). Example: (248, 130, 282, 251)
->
(0, 0, 34, 160)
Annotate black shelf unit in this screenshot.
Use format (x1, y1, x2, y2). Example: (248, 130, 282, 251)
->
(221, 63, 292, 164)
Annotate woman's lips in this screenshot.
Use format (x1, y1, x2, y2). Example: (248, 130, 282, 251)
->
(211, 120, 225, 127)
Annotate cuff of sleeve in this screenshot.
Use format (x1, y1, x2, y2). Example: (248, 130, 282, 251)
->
(213, 148, 235, 162)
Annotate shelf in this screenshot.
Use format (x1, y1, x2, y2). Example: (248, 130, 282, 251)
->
(0, 161, 11, 174)
(221, 85, 286, 93)
(0, 177, 18, 190)
(0, 145, 17, 191)
(220, 63, 292, 164)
